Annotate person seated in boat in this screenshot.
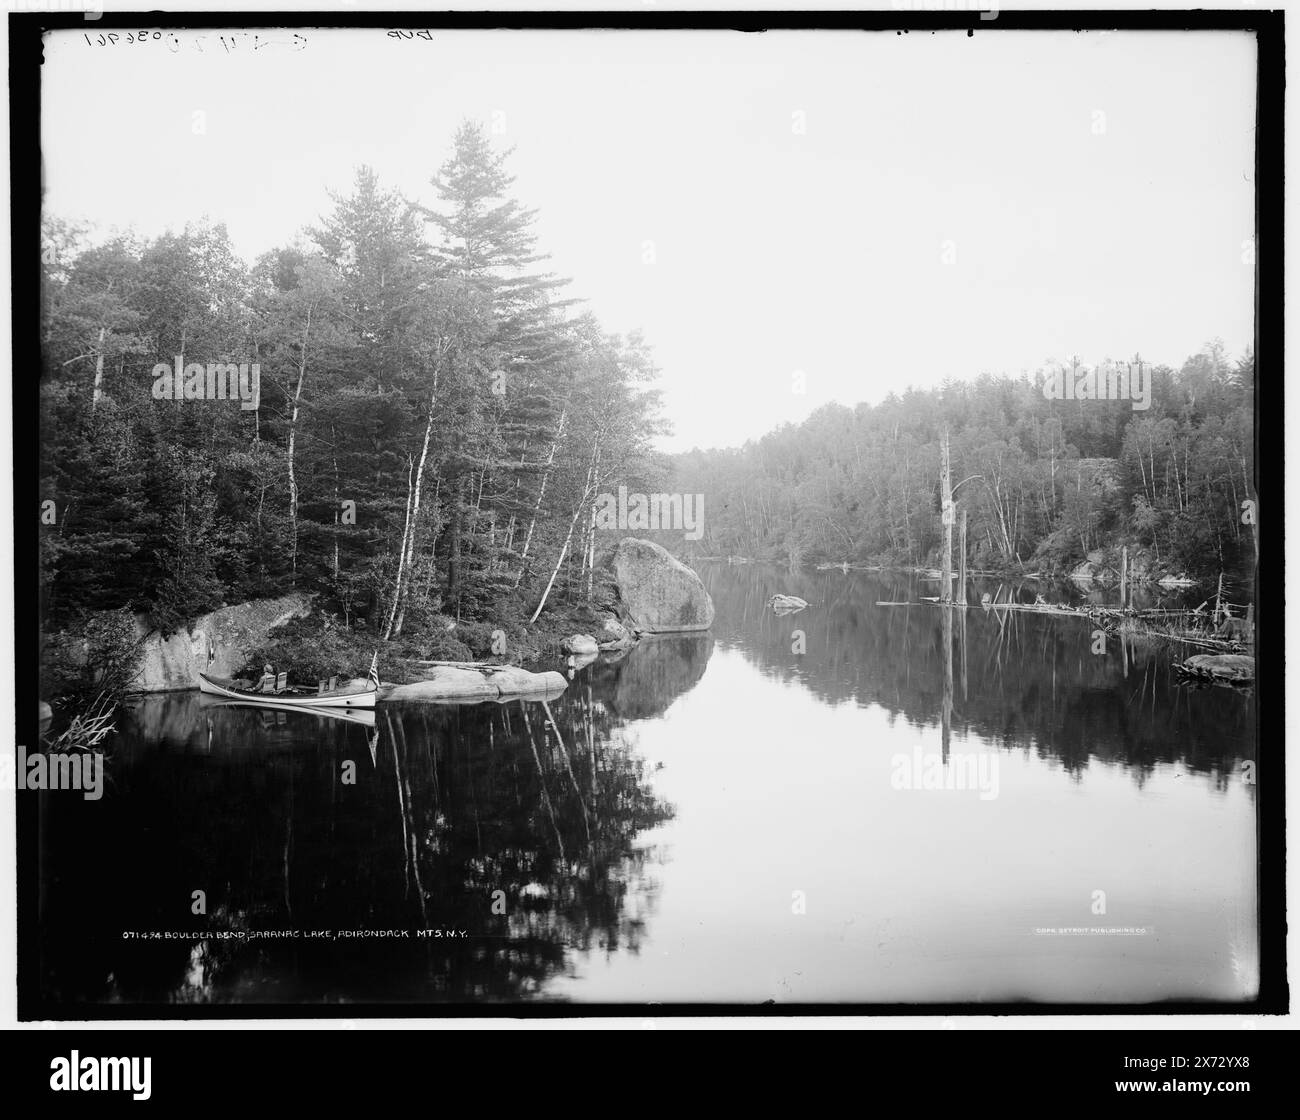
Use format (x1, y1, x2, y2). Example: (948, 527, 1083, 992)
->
(258, 663, 276, 693)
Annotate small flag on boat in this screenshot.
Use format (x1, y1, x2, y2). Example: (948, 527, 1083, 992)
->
(367, 650, 380, 688)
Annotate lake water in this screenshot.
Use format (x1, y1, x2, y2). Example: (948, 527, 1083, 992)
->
(38, 565, 1258, 1007)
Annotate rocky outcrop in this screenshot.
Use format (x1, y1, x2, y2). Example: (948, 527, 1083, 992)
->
(1069, 549, 1110, 583)
(561, 634, 600, 655)
(385, 665, 567, 703)
(1069, 546, 1180, 586)
(611, 538, 714, 633)
(598, 617, 634, 651)
(130, 593, 314, 693)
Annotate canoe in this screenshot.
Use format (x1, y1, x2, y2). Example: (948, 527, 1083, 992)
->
(197, 671, 378, 709)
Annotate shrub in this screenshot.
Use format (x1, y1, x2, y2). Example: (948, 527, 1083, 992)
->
(243, 612, 375, 684)
(41, 607, 144, 707)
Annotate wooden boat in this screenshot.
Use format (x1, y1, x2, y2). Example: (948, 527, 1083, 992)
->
(198, 671, 378, 708)
(197, 651, 380, 709)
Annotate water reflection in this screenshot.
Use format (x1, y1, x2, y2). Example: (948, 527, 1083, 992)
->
(40, 670, 685, 1005)
(700, 564, 1255, 788)
(38, 565, 1257, 1007)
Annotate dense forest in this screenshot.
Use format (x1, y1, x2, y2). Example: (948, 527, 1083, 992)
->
(667, 345, 1256, 584)
(40, 122, 667, 689)
(40, 118, 1255, 704)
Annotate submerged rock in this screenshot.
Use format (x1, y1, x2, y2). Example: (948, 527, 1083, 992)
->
(597, 641, 634, 665)
(1177, 654, 1255, 683)
(768, 594, 808, 614)
(611, 537, 715, 633)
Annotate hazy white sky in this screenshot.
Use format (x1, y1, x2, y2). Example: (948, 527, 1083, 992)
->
(42, 28, 1256, 451)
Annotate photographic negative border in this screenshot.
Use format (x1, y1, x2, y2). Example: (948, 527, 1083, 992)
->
(10, 6, 1284, 1021)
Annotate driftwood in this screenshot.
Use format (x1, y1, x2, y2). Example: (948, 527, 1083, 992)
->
(877, 596, 1255, 654)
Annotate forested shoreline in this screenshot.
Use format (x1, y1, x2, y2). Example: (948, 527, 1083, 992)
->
(40, 119, 1255, 708)
(41, 122, 666, 699)
(667, 345, 1256, 588)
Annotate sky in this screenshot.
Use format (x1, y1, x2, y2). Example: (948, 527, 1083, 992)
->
(41, 27, 1257, 452)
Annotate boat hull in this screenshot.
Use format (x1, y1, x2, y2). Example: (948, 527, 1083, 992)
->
(197, 671, 378, 709)
(198, 695, 378, 726)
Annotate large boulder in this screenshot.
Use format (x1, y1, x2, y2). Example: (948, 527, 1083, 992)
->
(130, 593, 314, 693)
(612, 538, 715, 633)
(561, 634, 600, 655)
(1069, 550, 1112, 584)
(385, 665, 567, 703)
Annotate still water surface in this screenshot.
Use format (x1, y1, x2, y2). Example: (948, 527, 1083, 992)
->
(40, 565, 1257, 1006)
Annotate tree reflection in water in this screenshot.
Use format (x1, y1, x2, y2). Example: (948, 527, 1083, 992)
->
(699, 563, 1255, 788)
(39, 650, 687, 1005)
(37, 566, 1255, 1008)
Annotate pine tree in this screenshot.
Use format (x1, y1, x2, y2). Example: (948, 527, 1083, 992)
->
(417, 121, 577, 617)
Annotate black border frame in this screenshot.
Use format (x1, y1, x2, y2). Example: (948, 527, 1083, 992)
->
(11, 7, 1285, 1021)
